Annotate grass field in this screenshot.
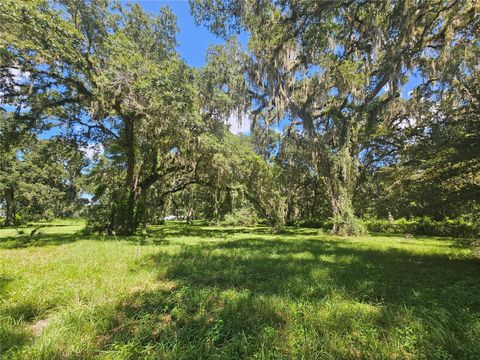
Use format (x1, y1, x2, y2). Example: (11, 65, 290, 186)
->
(0, 221, 479, 359)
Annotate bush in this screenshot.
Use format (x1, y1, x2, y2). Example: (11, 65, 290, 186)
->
(365, 217, 479, 238)
(15, 214, 26, 225)
(328, 213, 368, 236)
(221, 208, 259, 227)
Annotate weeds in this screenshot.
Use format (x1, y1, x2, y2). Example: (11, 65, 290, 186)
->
(0, 221, 479, 359)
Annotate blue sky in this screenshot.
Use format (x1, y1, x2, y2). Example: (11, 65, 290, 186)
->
(121, 0, 224, 68)
(30, 1, 423, 139)
(128, 0, 421, 97)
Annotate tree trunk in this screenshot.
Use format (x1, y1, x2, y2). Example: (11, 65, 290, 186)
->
(4, 187, 15, 226)
(285, 193, 294, 224)
(325, 147, 361, 236)
(313, 126, 361, 235)
(310, 185, 317, 220)
(329, 184, 348, 235)
(220, 187, 232, 220)
(212, 188, 220, 221)
(187, 188, 195, 224)
(123, 115, 137, 235)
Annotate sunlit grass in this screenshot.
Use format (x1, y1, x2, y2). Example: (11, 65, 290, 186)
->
(0, 222, 479, 359)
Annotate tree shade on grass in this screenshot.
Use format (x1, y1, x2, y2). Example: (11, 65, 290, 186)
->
(0, 222, 479, 359)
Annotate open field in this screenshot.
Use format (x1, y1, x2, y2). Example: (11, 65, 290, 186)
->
(0, 222, 479, 359)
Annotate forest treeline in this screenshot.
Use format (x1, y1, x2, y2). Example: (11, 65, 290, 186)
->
(0, 0, 478, 236)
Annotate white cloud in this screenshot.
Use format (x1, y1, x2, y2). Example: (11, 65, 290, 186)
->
(227, 112, 250, 135)
(10, 67, 30, 83)
(81, 143, 104, 160)
(381, 82, 390, 93)
(397, 116, 417, 129)
(0, 67, 31, 106)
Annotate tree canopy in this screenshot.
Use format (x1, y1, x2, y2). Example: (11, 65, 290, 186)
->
(0, 0, 478, 236)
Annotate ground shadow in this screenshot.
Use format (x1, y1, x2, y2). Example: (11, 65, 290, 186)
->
(151, 237, 480, 306)
(97, 286, 287, 359)
(95, 231, 480, 358)
(0, 326, 30, 357)
(0, 232, 84, 249)
(0, 297, 38, 356)
(148, 223, 321, 240)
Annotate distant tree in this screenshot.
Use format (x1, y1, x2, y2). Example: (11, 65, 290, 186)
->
(0, 112, 86, 225)
(198, 132, 285, 228)
(1, 0, 199, 234)
(191, 0, 477, 234)
(0, 112, 23, 225)
(16, 138, 87, 220)
(356, 4, 480, 220)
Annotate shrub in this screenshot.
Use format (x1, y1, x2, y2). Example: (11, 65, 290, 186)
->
(326, 213, 368, 236)
(221, 208, 259, 227)
(365, 217, 479, 238)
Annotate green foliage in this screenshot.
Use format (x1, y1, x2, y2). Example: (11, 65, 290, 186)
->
(0, 111, 86, 225)
(191, 0, 479, 235)
(292, 218, 323, 228)
(190, 132, 286, 229)
(365, 217, 480, 238)
(328, 212, 368, 237)
(1, 0, 479, 234)
(220, 207, 258, 227)
(1, 0, 201, 235)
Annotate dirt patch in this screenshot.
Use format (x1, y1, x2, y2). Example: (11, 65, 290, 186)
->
(129, 281, 177, 294)
(29, 317, 51, 336)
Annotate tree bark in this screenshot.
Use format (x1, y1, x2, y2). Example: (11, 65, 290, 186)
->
(325, 146, 359, 235)
(124, 115, 137, 235)
(4, 187, 15, 226)
(310, 185, 318, 219)
(313, 123, 360, 235)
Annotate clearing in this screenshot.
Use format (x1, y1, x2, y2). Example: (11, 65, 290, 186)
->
(0, 221, 479, 359)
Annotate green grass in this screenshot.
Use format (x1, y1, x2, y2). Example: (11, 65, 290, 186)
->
(0, 222, 479, 359)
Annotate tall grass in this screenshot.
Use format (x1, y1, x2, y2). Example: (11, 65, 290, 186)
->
(0, 222, 479, 359)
